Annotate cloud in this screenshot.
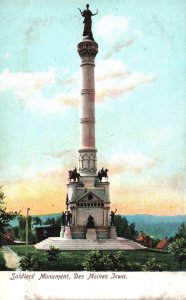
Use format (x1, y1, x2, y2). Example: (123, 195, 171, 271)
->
(104, 40, 134, 59)
(0, 68, 55, 94)
(0, 58, 155, 113)
(96, 59, 155, 102)
(109, 181, 184, 215)
(95, 15, 141, 60)
(2, 161, 184, 216)
(95, 15, 129, 41)
(94, 16, 152, 100)
(4, 168, 184, 215)
(42, 150, 74, 158)
(158, 172, 185, 193)
(4, 53, 11, 59)
(25, 91, 79, 114)
(0, 68, 79, 114)
(109, 152, 157, 174)
(3, 167, 67, 215)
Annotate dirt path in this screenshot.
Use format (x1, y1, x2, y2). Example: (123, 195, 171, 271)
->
(2, 246, 21, 270)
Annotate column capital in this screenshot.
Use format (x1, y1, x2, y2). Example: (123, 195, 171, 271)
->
(77, 40, 98, 58)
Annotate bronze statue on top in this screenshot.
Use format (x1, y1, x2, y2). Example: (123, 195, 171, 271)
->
(78, 4, 98, 40)
(97, 167, 109, 182)
(68, 167, 80, 182)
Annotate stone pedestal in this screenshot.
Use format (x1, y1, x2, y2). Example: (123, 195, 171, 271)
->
(86, 228, 97, 240)
(110, 226, 117, 239)
(60, 226, 65, 238)
(64, 226, 72, 240)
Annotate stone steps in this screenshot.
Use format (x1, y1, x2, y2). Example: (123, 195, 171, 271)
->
(35, 237, 145, 251)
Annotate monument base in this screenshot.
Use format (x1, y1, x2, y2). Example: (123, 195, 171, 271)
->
(86, 228, 97, 240)
(35, 237, 146, 250)
(64, 227, 72, 239)
(70, 225, 110, 239)
(110, 226, 117, 239)
(60, 226, 65, 238)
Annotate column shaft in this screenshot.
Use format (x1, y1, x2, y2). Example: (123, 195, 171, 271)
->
(77, 40, 98, 175)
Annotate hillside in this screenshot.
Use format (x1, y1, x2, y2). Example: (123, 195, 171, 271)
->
(125, 214, 186, 239)
(10, 213, 185, 239)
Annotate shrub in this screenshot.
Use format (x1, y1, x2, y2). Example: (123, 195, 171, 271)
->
(82, 250, 141, 271)
(82, 251, 104, 271)
(19, 254, 44, 271)
(113, 251, 129, 270)
(168, 238, 186, 269)
(46, 246, 61, 262)
(141, 256, 167, 271)
(19, 229, 36, 244)
(99, 252, 116, 271)
(19, 251, 64, 271)
(127, 262, 142, 271)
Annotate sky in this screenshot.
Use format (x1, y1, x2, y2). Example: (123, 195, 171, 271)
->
(0, 0, 185, 216)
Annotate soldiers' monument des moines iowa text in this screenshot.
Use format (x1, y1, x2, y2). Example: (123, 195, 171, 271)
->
(35, 5, 144, 250)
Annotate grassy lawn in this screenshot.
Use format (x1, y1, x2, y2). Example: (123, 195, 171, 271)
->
(9, 246, 88, 271)
(9, 245, 87, 268)
(8, 245, 185, 271)
(125, 249, 181, 271)
(10, 244, 38, 257)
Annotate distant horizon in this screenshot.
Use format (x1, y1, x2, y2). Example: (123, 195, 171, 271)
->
(10, 212, 185, 239)
(21, 212, 186, 217)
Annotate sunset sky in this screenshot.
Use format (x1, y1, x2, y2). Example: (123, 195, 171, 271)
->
(0, 0, 185, 216)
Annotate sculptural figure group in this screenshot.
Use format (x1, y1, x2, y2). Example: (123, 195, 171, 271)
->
(87, 215, 95, 228)
(68, 166, 109, 182)
(68, 167, 80, 182)
(61, 211, 72, 227)
(97, 168, 109, 182)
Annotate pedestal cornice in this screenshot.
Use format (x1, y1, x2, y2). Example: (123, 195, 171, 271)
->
(78, 148, 97, 153)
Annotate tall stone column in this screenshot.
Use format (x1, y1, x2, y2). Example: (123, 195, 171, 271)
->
(77, 39, 98, 176)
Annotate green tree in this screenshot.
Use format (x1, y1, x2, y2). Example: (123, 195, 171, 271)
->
(115, 215, 137, 240)
(43, 217, 55, 226)
(55, 216, 62, 226)
(0, 186, 19, 244)
(127, 222, 137, 240)
(175, 223, 186, 239)
(17, 215, 32, 231)
(115, 215, 128, 237)
(13, 215, 36, 243)
(152, 237, 160, 248)
(32, 216, 42, 227)
(169, 238, 186, 269)
(12, 226, 19, 239)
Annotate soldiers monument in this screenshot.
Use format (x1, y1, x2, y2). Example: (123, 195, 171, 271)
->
(35, 5, 144, 250)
